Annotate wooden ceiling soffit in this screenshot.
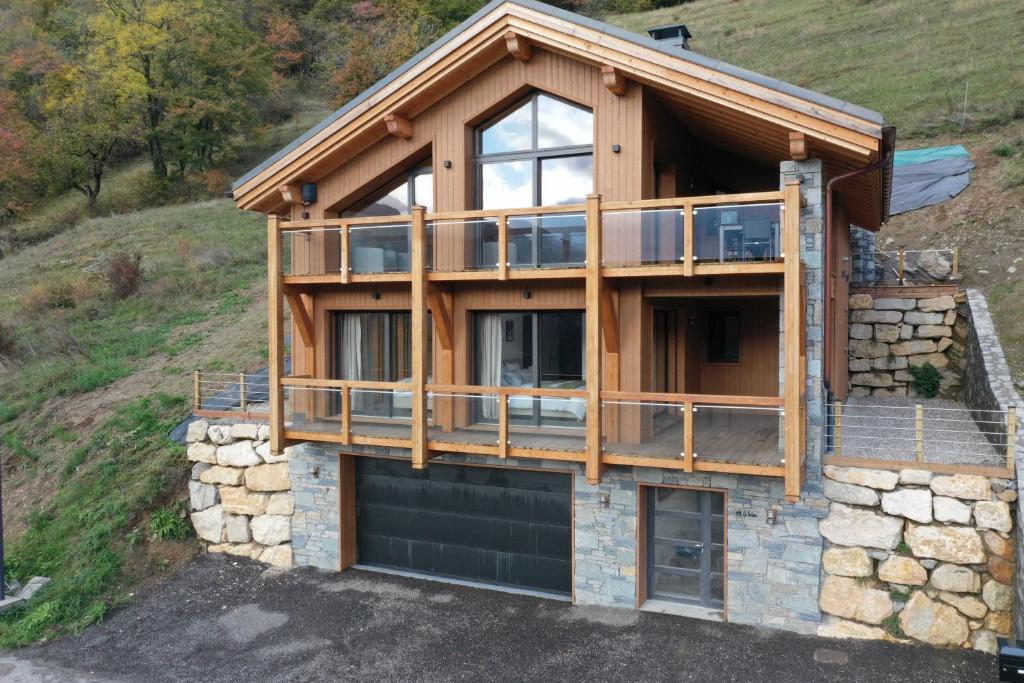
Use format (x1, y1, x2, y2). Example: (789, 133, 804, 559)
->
(505, 31, 532, 61)
(600, 65, 626, 96)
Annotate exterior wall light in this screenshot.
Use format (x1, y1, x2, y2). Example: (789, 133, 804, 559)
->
(301, 182, 318, 205)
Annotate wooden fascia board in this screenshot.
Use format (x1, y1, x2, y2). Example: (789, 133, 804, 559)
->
(237, 3, 883, 210)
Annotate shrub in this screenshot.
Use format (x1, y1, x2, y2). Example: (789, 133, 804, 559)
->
(909, 362, 942, 398)
(105, 252, 143, 299)
(150, 504, 190, 541)
(23, 281, 76, 313)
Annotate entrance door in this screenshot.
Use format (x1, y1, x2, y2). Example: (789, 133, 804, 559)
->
(646, 488, 725, 609)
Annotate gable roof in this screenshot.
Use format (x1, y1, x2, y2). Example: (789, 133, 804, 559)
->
(233, 0, 892, 226)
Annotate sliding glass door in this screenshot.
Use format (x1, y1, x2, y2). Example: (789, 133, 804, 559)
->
(473, 311, 584, 428)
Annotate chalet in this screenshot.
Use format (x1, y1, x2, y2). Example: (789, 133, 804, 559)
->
(231, 0, 894, 630)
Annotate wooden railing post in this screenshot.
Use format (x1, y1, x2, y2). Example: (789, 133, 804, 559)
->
(498, 214, 509, 280)
(682, 203, 694, 277)
(683, 402, 694, 472)
(498, 393, 509, 459)
(782, 180, 802, 501)
(833, 401, 843, 457)
(1007, 405, 1017, 475)
(341, 385, 351, 446)
(239, 373, 247, 412)
(585, 193, 603, 484)
(194, 370, 202, 412)
(951, 247, 960, 281)
(898, 247, 906, 285)
(915, 403, 925, 462)
(340, 223, 350, 284)
(268, 215, 286, 455)
(410, 205, 429, 469)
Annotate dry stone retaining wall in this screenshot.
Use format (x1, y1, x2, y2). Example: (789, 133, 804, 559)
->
(817, 465, 1016, 653)
(848, 291, 964, 397)
(186, 419, 294, 568)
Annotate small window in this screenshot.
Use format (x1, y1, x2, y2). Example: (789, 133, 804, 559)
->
(706, 311, 740, 364)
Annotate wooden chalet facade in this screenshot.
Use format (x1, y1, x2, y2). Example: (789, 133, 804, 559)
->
(232, 0, 893, 623)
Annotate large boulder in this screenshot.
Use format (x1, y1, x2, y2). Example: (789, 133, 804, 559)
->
(217, 441, 261, 468)
(916, 253, 953, 281)
(820, 504, 903, 550)
(930, 474, 991, 500)
(188, 481, 219, 512)
(904, 524, 985, 564)
(877, 556, 927, 586)
(251, 515, 291, 546)
(185, 420, 210, 443)
(933, 496, 972, 525)
(190, 505, 225, 543)
(973, 500, 1012, 532)
(245, 463, 291, 492)
(823, 479, 879, 506)
(823, 466, 899, 490)
(881, 488, 932, 523)
(822, 547, 873, 577)
(819, 576, 893, 625)
(220, 486, 270, 516)
(929, 564, 980, 593)
(898, 592, 969, 647)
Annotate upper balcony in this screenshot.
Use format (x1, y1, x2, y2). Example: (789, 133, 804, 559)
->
(277, 189, 791, 285)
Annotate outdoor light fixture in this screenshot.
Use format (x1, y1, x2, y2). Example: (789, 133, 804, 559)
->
(611, 144, 621, 153)
(443, 160, 453, 168)
(301, 182, 318, 205)
(522, 290, 532, 299)
(372, 291, 381, 300)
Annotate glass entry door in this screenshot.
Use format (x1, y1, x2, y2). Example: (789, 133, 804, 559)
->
(646, 488, 725, 609)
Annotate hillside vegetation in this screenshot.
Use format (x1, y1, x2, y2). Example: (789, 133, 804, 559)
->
(1, 0, 1023, 647)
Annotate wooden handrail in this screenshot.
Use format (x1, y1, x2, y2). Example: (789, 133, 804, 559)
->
(427, 383, 587, 398)
(426, 203, 587, 222)
(281, 377, 410, 390)
(600, 391, 784, 407)
(600, 190, 784, 212)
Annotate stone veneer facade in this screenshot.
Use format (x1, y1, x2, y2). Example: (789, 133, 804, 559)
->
(817, 464, 1016, 653)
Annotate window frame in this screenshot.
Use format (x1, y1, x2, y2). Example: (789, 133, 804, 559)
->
(343, 163, 434, 217)
(704, 309, 742, 365)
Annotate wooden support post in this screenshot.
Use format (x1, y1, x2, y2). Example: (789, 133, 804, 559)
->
(194, 370, 201, 412)
(410, 205, 429, 469)
(341, 385, 351, 446)
(782, 181, 802, 501)
(585, 194, 604, 484)
(682, 204, 694, 277)
(915, 403, 925, 463)
(683, 403, 694, 472)
(833, 401, 842, 457)
(268, 215, 286, 455)
(239, 373, 247, 412)
(952, 247, 960, 280)
(498, 214, 509, 280)
(498, 393, 508, 459)
(340, 224, 350, 283)
(898, 248, 905, 285)
(1007, 405, 1017, 474)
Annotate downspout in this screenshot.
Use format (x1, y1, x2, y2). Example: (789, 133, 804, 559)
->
(822, 125, 896, 393)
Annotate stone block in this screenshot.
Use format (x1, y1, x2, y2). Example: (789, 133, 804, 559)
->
(899, 592, 969, 646)
(257, 424, 271, 441)
(987, 556, 1014, 584)
(849, 294, 873, 310)
(245, 462, 291, 492)
(186, 442, 217, 464)
(904, 523, 985, 564)
(899, 469, 932, 486)
(819, 575, 893, 625)
(207, 424, 233, 445)
(230, 423, 260, 440)
(908, 352, 949, 368)
(933, 496, 971, 525)
(191, 462, 212, 481)
(849, 323, 873, 340)
(199, 465, 244, 486)
(982, 579, 1012, 611)
(251, 515, 292, 546)
(881, 488, 932, 523)
(849, 358, 871, 372)
(930, 474, 991, 501)
(899, 323, 913, 340)
(973, 500, 1012, 532)
(903, 311, 944, 325)
(874, 324, 900, 343)
(188, 481, 219, 512)
(849, 340, 890, 359)
(891, 339, 937, 356)
(217, 441, 261, 468)
(186, 420, 210, 443)
(190, 504, 225, 543)
(225, 514, 251, 543)
(985, 611, 1012, 636)
(823, 466, 899, 490)
(823, 479, 879, 506)
(872, 386, 908, 397)
(943, 309, 957, 326)
(822, 547, 873, 577)
(929, 564, 980, 593)
(982, 531, 1013, 559)
(850, 372, 894, 388)
(936, 337, 953, 353)
(851, 309, 903, 324)
(875, 298, 916, 311)
(260, 544, 294, 568)
(872, 355, 908, 370)
(878, 555, 927, 586)
(817, 615, 891, 641)
(918, 295, 956, 312)
(938, 591, 988, 619)
(915, 325, 952, 339)
(220, 486, 270, 515)
(819, 503, 903, 550)
(266, 492, 295, 516)
(971, 630, 999, 655)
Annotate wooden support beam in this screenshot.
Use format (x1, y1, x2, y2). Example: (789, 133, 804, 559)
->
(682, 204, 695, 277)
(427, 289, 454, 351)
(505, 30, 532, 61)
(279, 184, 301, 205)
(585, 193, 604, 484)
(788, 131, 808, 160)
(284, 291, 315, 347)
(683, 403, 694, 472)
(782, 180, 802, 501)
(267, 215, 286, 455)
(599, 288, 619, 353)
(601, 65, 626, 96)
(384, 113, 413, 139)
(410, 205, 429, 469)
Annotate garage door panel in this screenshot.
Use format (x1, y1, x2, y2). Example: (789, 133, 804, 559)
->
(358, 502, 571, 558)
(356, 458, 572, 594)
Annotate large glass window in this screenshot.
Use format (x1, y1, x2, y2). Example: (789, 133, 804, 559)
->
(475, 94, 592, 269)
(474, 311, 585, 427)
(344, 164, 434, 217)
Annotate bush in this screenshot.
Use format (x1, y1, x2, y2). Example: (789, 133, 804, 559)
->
(909, 362, 942, 398)
(150, 504, 190, 541)
(23, 281, 76, 313)
(105, 252, 143, 299)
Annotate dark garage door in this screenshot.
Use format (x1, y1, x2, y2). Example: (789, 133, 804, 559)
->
(356, 458, 572, 595)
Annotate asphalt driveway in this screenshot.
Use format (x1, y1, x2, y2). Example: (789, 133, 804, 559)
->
(0, 555, 997, 682)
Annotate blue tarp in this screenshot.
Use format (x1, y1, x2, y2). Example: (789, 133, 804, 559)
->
(890, 145, 974, 216)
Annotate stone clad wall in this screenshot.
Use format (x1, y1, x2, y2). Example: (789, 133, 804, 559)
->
(817, 465, 1016, 653)
(847, 291, 964, 397)
(290, 443, 341, 570)
(850, 227, 876, 286)
(186, 419, 294, 568)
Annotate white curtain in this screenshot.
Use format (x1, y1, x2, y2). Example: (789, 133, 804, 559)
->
(340, 314, 363, 380)
(478, 314, 502, 418)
